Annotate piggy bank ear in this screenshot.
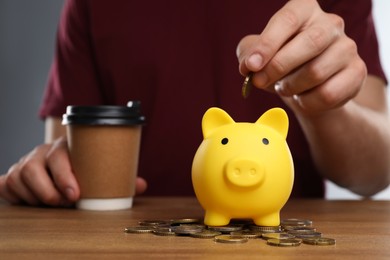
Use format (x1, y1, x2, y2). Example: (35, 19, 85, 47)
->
(202, 107, 235, 138)
(256, 108, 289, 139)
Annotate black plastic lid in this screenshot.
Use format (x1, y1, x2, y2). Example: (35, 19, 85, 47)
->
(62, 101, 145, 126)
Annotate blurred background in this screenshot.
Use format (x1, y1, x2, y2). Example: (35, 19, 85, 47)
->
(0, 0, 389, 199)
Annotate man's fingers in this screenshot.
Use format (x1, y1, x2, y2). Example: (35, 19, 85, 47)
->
(276, 33, 354, 96)
(0, 174, 22, 204)
(19, 144, 65, 206)
(135, 177, 148, 195)
(47, 137, 80, 202)
(294, 66, 365, 113)
(243, 1, 321, 72)
(5, 163, 42, 206)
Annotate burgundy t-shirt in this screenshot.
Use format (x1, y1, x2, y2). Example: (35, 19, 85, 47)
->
(39, 0, 387, 197)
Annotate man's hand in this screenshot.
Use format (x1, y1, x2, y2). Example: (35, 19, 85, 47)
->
(236, 0, 366, 116)
(0, 137, 79, 206)
(0, 136, 148, 206)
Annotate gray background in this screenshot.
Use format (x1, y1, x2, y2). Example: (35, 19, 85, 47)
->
(0, 0, 63, 172)
(0, 0, 389, 199)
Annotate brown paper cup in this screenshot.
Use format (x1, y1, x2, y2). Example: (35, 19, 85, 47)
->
(63, 101, 145, 210)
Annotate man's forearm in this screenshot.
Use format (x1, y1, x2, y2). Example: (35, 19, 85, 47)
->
(44, 117, 66, 144)
(298, 100, 390, 197)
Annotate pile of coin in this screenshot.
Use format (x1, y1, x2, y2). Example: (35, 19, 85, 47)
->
(124, 218, 336, 247)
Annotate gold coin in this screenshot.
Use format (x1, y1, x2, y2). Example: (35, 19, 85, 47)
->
(190, 230, 222, 239)
(124, 226, 154, 234)
(242, 72, 253, 99)
(261, 232, 296, 240)
(267, 238, 302, 247)
(303, 237, 336, 246)
(214, 235, 248, 244)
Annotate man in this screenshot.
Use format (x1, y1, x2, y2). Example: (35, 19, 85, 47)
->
(1, 0, 389, 206)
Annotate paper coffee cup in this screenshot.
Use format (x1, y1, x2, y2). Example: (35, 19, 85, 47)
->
(63, 101, 145, 210)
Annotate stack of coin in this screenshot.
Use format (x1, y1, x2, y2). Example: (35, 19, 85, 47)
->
(280, 218, 336, 246)
(124, 217, 336, 246)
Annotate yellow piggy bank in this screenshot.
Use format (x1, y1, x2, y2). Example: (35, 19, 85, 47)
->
(192, 107, 294, 227)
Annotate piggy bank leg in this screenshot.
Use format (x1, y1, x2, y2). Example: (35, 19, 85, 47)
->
(204, 211, 230, 226)
(253, 212, 280, 227)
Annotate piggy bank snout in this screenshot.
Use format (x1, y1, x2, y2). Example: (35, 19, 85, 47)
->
(225, 157, 264, 188)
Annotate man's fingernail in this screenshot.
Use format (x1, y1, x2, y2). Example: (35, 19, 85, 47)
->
(247, 53, 263, 70)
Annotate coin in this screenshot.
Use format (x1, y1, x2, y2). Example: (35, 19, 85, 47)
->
(261, 232, 296, 240)
(267, 238, 302, 247)
(230, 230, 263, 239)
(290, 231, 322, 239)
(208, 224, 244, 233)
(214, 235, 248, 244)
(281, 218, 313, 227)
(180, 224, 206, 229)
(139, 220, 170, 227)
(170, 218, 203, 225)
(302, 237, 336, 246)
(124, 226, 154, 234)
(249, 225, 282, 233)
(242, 72, 253, 98)
(127, 217, 335, 248)
(283, 226, 316, 232)
(152, 227, 176, 236)
(190, 230, 222, 239)
(173, 225, 205, 235)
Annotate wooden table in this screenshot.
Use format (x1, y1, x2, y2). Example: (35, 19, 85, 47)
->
(1, 197, 390, 259)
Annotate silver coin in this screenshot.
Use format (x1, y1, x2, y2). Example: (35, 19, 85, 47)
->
(190, 230, 222, 239)
(173, 225, 205, 235)
(230, 230, 263, 239)
(208, 224, 244, 233)
(281, 218, 313, 227)
(214, 235, 248, 244)
(170, 218, 203, 225)
(267, 238, 302, 247)
(152, 227, 176, 236)
(249, 225, 282, 233)
(139, 220, 170, 227)
(303, 237, 336, 246)
(262, 232, 296, 240)
(124, 226, 154, 234)
(290, 231, 322, 239)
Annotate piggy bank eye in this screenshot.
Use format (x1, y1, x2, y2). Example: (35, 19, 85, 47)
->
(262, 138, 269, 145)
(221, 138, 229, 145)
